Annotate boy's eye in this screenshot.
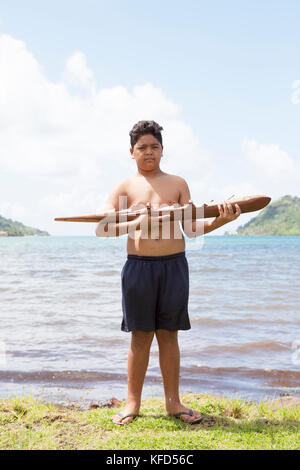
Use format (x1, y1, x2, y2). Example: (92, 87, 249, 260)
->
(138, 145, 159, 150)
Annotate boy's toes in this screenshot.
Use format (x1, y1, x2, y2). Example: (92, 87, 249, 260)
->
(182, 410, 202, 423)
(111, 414, 123, 424)
(112, 412, 138, 425)
(172, 408, 203, 424)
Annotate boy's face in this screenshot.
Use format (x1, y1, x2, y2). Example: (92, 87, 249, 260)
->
(130, 134, 163, 171)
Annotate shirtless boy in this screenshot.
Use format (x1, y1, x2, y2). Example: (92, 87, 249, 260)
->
(95, 120, 241, 425)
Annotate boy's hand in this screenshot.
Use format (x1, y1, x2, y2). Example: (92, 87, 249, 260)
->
(216, 201, 241, 225)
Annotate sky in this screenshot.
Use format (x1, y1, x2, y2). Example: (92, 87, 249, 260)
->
(0, 0, 300, 236)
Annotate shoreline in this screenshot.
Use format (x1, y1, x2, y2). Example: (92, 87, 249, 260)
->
(44, 393, 300, 412)
(1, 364, 299, 406)
(2, 391, 300, 411)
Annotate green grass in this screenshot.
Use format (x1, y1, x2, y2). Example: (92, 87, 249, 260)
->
(0, 393, 299, 450)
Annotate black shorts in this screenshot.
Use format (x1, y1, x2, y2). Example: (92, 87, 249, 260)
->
(121, 251, 191, 332)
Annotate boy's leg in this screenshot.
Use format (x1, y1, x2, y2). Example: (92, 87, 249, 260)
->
(112, 330, 154, 424)
(155, 329, 201, 423)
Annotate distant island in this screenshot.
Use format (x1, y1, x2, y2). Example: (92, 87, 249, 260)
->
(224, 195, 300, 235)
(0, 215, 49, 237)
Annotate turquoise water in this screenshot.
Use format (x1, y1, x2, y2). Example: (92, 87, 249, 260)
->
(0, 235, 299, 404)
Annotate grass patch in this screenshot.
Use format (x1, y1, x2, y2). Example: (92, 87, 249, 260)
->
(0, 393, 299, 450)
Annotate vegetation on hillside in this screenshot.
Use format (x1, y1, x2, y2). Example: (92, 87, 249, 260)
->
(224, 195, 300, 235)
(0, 215, 49, 236)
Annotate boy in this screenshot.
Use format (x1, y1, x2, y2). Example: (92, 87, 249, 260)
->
(95, 120, 241, 424)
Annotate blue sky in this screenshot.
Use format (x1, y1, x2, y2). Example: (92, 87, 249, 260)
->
(0, 0, 299, 235)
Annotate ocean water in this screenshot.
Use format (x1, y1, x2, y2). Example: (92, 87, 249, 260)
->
(0, 235, 299, 404)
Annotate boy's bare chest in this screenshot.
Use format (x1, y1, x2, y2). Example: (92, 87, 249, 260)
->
(126, 178, 180, 208)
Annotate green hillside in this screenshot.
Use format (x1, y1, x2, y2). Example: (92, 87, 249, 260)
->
(226, 195, 300, 235)
(0, 215, 49, 237)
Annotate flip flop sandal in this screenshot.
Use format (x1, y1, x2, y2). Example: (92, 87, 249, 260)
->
(173, 408, 203, 424)
(112, 412, 139, 425)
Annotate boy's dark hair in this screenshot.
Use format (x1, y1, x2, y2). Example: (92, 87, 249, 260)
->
(129, 120, 163, 148)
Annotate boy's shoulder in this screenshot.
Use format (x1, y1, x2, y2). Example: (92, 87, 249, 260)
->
(161, 173, 189, 189)
(166, 173, 188, 184)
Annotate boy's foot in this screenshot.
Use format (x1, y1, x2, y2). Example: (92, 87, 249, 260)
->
(112, 405, 140, 425)
(112, 412, 139, 425)
(167, 405, 203, 424)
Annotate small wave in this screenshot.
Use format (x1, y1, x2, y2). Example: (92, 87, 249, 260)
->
(180, 366, 300, 388)
(190, 267, 220, 273)
(63, 293, 99, 300)
(0, 370, 125, 384)
(202, 340, 289, 354)
(0, 369, 161, 386)
(94, 270, 120, 277)
(192, 317, 295, 327)
(192, 317, 228, 326)
(76, 336, 124, 345)
(201, 253, 233, 257)
(264, 304, 297, 311)
(216, 303, 298, 313)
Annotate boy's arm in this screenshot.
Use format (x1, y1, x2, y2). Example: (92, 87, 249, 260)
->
(95, 181, 140, 237)
(178, 178, 239, 237)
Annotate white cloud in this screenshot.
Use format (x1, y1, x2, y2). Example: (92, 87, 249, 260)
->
(291, 80, 300, 104)
(37, 189, 110, 235)
(64, 51, 96, 91)
(241, 138, 300, 187)
(0, 201, 28, 221)
(40, 189, 109, 215)
(0, 34, 212, 188)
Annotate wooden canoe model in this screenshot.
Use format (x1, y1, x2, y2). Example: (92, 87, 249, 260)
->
(54, 195, 271, 223)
